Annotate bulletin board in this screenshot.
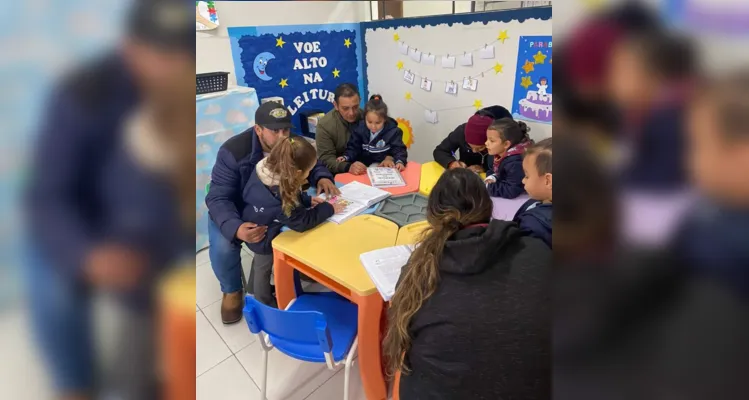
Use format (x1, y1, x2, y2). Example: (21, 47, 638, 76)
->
(361, 7, 551, 163)
(228, 23, 365, 134)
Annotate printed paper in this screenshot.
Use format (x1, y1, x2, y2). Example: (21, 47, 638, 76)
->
(441, 55, 456, 68)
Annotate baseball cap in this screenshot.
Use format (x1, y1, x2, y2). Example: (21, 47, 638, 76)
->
(126, 0, 194, 53)
(255, 101, 293, 130)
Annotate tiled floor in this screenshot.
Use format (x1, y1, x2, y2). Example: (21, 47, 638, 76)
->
(196, 247, 371, 400)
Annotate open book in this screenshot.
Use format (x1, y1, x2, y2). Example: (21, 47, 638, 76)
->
(359, 245, 415, 301)
(320, 181, 391, 224)
(367, 167, 406, 188)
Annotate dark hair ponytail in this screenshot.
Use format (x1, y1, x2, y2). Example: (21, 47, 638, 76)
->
(489, 118, 531, 147)
(365, 94, 388, 120)
(383, 168, 492, 376)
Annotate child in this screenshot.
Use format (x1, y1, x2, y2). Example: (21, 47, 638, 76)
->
(384, 168, 550, 399)
(513, 138, 552, 247)
(337, 94, 407, 175)
(241, 137, 345, 306)
(484, 118, 533, 198)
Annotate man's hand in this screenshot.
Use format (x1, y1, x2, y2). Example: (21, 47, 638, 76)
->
(336, 156, 346, 162)
(236, 222, 267, 244)
(395, 162, 406, 172)
(467, 165, 484, 174)
(380, 157, 395, 168)
(316, 178, 340, 197)
(448, 160, 467, 169)
(350, 161, 367, 175)
(85, 244, 148, 291)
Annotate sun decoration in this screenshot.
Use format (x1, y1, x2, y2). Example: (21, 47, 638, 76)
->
(396, 118, 414, 149)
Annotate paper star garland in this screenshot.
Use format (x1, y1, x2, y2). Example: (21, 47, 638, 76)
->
(396, 60, 404, 70)
(493, 62, 504, 74)
(393, 33, 400, 41)
(405, 92, 412, 101)
(497, 30, 510, 44)
(473, 99, 483, 110)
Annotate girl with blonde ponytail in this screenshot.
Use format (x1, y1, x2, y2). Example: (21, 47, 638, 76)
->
(240, 137, 345, 306)
(385, 168, 551, 399)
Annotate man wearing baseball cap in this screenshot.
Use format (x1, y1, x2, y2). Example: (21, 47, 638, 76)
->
(433, 105, 513, 174)
(206, 101, 339, 322)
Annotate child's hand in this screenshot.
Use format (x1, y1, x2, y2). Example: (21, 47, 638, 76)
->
(332, 201, 347, 214)
(350, 161, 367, 175)
(484, 175, 497, 185)
(395, 162, 406, 172)
(311, 196, 325, 206)
(336, 156, 346, 162)
(467, 165, 484, 174)
(380, 157, 395, 168)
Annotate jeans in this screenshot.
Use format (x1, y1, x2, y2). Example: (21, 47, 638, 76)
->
(251, 253, 275, 306)
(208, 218, 244, 293)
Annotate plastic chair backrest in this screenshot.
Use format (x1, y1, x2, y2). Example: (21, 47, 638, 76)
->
(243, 295, 332, 353)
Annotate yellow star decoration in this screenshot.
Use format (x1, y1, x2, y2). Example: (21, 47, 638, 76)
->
(522, 60, 535, 74)
(533, 51, 547, 64)
(520, 76, 533, 89)
(393, 33, 400, 41)
(493, 62, 504, 74)
(396, 60, 404, 70)
(497, 30, 510, 44)
(332, 68, 340, 78)
(473, 99, 483, 110)
(405, 92, 412, 101)
(344, 38, 352, 48)
(275, 37, 286, 48)
(279, 78, 288, 88)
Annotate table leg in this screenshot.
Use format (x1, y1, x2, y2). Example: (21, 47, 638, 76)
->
(273, 250, 296, 309)
(352, 292, 387, 400)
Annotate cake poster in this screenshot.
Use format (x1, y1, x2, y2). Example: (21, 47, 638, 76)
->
(511, 36, 552, 125)
(235, 30, 359, 133)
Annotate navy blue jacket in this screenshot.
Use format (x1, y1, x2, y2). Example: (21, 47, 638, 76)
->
(624, 105, 687, 190)
(343, 117, 407, 168)
(240, 170, 335, 255)
(26, 54, 191, 278)
(487, 154, 526, 199)
(513, 199, 552, 248)
(205, 128, 333, 243)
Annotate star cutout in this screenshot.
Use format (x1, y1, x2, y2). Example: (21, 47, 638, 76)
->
(279, 78, 288, 89)
(276, 37, 286, 48)
(396, 60, 404, 70)
(497, 30, 509, 44)
(344, 38, 352, 48)
(493, 62, 504, 74)
(393, 33, 400, 41)
(332, 68, 340, 78)
(520, 76, 533, 89)
(522, 60, 535, 74)
(533, 51, 547, 64)
(405, 92, 412, 101)
(473, 99, 483, 110)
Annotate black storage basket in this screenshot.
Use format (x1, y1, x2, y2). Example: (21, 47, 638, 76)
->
(196, 72, 229, 95)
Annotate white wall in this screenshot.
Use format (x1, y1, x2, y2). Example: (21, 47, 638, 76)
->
(197, 1, 370, 86)
(364, 16, 552, 163)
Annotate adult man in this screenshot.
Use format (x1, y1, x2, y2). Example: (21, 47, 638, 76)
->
(433, 105, 513, 173)
(315, 83, 363, 174)
(206, 101, 339, 323)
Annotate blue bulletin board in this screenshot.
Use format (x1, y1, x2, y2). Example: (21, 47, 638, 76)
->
(511, 36, 552, 125)
(228, 23, 364, 135)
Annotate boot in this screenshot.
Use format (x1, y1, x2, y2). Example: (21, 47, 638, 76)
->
(221, 290, 244, 324)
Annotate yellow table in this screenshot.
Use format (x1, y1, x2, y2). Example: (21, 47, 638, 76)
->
(272, 214, 399, 400)
(396, 220, 430, 245)
(419, 161, 486, 196)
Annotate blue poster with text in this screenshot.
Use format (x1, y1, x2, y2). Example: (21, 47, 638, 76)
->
(511, 36, 552, 125)
(235, 29, 359, 134)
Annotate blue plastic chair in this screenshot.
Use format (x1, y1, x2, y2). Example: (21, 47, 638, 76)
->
(244, 294, 359, 400)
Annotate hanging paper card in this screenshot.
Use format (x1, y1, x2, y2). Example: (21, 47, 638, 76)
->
(422, 53, 436, 66)
(460, 52, 473, 67)
(445, 81, 458, 96)
(398, 42, 409, 55)
(479, 45, 495, 59)
(441, 55, 456, 68)
(409, 48, 422, 62)
(403, 70, 415, 84)
(424, 109, 439, 124)
(462, 77, 478, 91)
(420, 77, 433, 92)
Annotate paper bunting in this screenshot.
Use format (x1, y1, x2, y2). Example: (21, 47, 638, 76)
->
(420, 77, 433, 92)
(422, 53, 436, 66)
(393, 30, 511, 61)
(398, 42, 409, 55)
(409, 48, 422, 62)
(403, 70, 415, 84)
(462, 77, 478, 91)
(445, 81, 458, 95)
(460, 52, 473, 67)
(403, 91, 481, 125)
(441, 55, 456, 69)
(479, 45, 495, 59)
(424, 109, 439, 124)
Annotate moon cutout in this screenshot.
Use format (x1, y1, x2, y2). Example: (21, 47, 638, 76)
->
(253, 52, 275, 81)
